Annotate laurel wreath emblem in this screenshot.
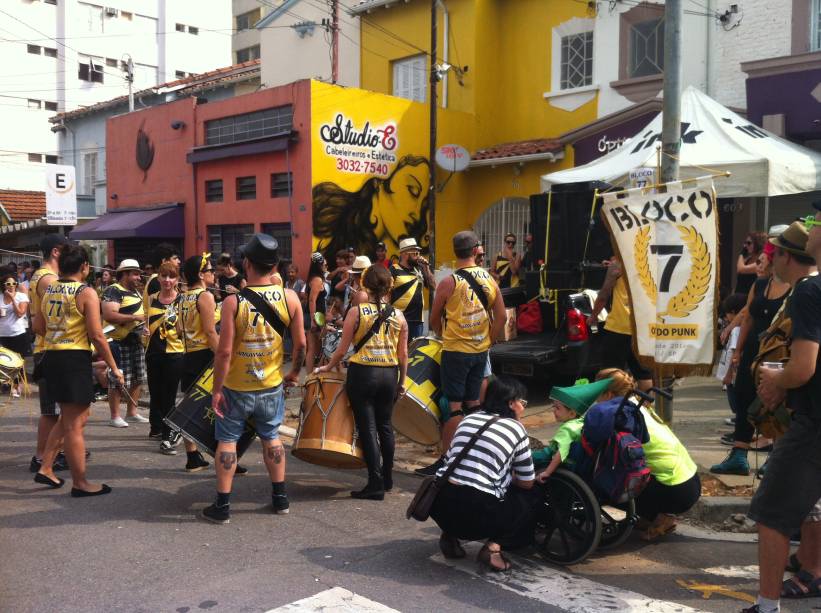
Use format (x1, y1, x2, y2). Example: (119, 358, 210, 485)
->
(633, 224, 711, 320)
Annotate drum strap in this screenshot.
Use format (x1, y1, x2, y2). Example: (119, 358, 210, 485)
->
(239, 287, 287, 338)
(454, 269, 489, 313)
(353, 305, 395, 354)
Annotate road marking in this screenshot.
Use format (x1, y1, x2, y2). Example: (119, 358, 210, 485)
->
(702, 565, 759, 580)
(433, 542, 707, 612)
(265, 587, 399, 612)
(676, 580, 756, 603)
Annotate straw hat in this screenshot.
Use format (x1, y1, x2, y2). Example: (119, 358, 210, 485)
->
(399, 238, 420, 252)
(351, 255, 372, 273)
(769, 221, 810, 256)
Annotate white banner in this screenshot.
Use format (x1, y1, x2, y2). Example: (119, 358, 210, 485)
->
(45, 165, 77, 226)
(601, 179, 718, 372)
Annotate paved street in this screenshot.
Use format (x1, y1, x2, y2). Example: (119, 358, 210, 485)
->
(0, 391, 817, 613)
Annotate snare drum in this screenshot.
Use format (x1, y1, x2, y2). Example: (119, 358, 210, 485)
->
(292, 372, 366, 469)
(0, 347, 24, 385)
(392, 336, 442, 445)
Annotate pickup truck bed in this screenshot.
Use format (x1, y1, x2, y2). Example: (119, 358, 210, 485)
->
(489, 332, 561, 377)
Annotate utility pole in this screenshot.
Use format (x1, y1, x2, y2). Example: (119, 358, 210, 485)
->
(428, 0, 438, 269)
(123, 55, 135, 112)
(331, 0, 339, 84)
(658, 0, 683, 423)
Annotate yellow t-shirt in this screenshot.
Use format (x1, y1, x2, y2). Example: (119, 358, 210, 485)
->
(442, 266, 497, 354)
(30, 266, 56, 354)
(42, 280, 91, 352)
(350, 303, 401, 367)
(605, 276, 632, 335)
(224, 285, 290, 391)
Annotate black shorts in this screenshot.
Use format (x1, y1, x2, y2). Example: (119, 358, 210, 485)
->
(43, 350, 93, 406)
(34, 352, 58, 416)
(181, 349, 213, 394)
(441, 350, 487, 403)
(748, 413, 821, 537)
(0, 333, 29, 358)
(600, 329, 652, 381)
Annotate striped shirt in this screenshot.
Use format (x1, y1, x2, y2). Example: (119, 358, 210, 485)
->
(437, 411, 535, 499)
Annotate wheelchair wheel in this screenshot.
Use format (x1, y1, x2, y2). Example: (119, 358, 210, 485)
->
(598, 498, 637, 550)
(535, 468, 602, 565)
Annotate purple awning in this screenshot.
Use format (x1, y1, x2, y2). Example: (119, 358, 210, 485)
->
(70, 204, 183, 240)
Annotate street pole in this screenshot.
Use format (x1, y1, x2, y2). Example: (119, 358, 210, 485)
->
(428, 0, 438, 270)
(658, 0, 683, 422)
(124, 56, 135, 112)
(331, 0, 339, 84)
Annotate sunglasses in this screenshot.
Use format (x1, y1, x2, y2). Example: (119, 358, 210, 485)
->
(201, 268, 215, 274)
(800, 215, 821, 228)
(506, 240, 516, 245)
(4, 281, 17, 287)
(744, 240, 753, 245)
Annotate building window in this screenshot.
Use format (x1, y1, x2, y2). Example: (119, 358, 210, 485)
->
(236, 44, 261, 63)
(78, 59, 104, 83)
(121, 11, 133, 20)
(813, 0, 821, 51)
(236, 8, 261, 31)
(205, 106, 293, 146)
(205, 179, 224, 202)
(236, 176, 257, 200)
(44, 101, 58, 111)
(188, 26, 199, 35)
(43, 47, 57, 58)
(271, 172, 293, 198)
(82, 152, 98, 195)
(561, 31, 593, 89)
(45, 155, 58, 164)
(208, 224, 254, 258)
(628, 18, 664, 78)
(27, 45, 41, 55)
(44, 0, 57, 5)
(261, 223, 293, 260)
(175, 23, 185, 32)
(106, 57, 118, 67)
(392, 55, 426, 102)
(27, 99, 41, 109)
(28, 153, 43, 163)
(175, 70, 186, 79)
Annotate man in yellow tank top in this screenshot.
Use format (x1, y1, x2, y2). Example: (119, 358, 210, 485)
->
(29, 234, 69, 474)
(588, 256, 652, 391)
(202, 234, 305, 524)
(430, 231, 507, 463)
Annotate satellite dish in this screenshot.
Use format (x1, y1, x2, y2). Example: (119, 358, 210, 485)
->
(435, 144, 470, 172)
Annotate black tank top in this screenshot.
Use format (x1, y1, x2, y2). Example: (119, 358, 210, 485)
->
(310, 277, 327, 316)
(741, 278, 789, 365)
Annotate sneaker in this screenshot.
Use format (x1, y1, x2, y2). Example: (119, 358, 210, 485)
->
(724, 417, 736, 426)
(235, 464, 248, 476)
(125, 413, 149, 424)
(186, 452, 210, 473)
(148, 429, 162, 439)
(159, 440, 178, 456)
(93, 392, 108, 402)
(740, 606, 761, 613)
(169, 430, 183, 447)
(720, 433, 735, 446)
(710, 448, 750, 476)
(201, 503, 230, 524)
(755, 459, 769, 479)
(109, 417, 129, 428)
(272, 494, 290, 515)
(414, 456, 445, 477)
(11, 390, 20, 398)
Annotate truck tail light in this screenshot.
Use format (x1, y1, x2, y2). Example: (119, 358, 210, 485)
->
(566, 308, 589, 342)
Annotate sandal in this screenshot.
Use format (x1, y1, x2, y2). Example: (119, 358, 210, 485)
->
(641, 514, 677, 541)
(785, 552, 802, 574)
(781, 570, 821, 599)
(477, 543, 511, 572)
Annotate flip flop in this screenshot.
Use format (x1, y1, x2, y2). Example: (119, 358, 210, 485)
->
(477, 544, 511, 572)
(781, 570, 821, 599)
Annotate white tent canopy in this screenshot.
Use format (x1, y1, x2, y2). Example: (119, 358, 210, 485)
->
(542, 87, 821, 198)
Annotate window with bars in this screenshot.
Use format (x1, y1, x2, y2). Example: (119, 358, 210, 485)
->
(205, 106, 293, 146)
(560, 31, 593, 89)
(261, 223, 293, 260)
(236, 45, 261, 63)
(271, 172, 292, 198)
(392, 55, 426, 102)
(629, 18, 664, 78)
(205, 179, 223, 202)
(472, 198, 531, 270)
(208, 225, 254, 259)
(236, 176, 256, 200)
(813, 0, 821, 51)
(236, 8, 261, 31)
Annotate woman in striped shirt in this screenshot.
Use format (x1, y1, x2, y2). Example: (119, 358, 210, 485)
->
(429, 376, 537, 572)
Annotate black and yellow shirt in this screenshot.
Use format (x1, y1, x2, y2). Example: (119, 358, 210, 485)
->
(225, 285, 290, 391)
(442, 266, 497, 354)
(142, 274, 160, 311)
(494, 254, 519, 289)
(146, 292, 184, 355)
(350, 302, 401, 367)
(42, 279, 91, 352)
(390, 263, 424, 323)
(102, 282, 144, 342)
(179, 287, 210, 353)
(30, 266, 56, 354)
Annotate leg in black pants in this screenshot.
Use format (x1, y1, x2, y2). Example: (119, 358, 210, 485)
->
(347, 363, 398, 499)
(147, 353, 183, 440)
(146, 353, 165, 435)
(636, 473, 701, 521)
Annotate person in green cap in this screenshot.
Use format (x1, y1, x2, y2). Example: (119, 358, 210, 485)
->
(534, 377, 614, 481)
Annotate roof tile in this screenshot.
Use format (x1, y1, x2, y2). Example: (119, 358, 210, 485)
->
(0, 190, 46, 222)
(472, 138, 563, 161)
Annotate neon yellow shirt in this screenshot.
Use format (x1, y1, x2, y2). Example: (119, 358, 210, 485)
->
(549, 418, 584, 461)
(640, 406, 697, 486)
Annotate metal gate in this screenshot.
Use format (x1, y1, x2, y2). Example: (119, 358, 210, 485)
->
(473, 197, 530, 266)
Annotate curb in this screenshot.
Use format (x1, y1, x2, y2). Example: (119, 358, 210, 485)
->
(684, 496, 751, 524)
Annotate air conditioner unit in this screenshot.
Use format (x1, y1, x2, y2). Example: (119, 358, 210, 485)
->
(105, 7, 119, 17)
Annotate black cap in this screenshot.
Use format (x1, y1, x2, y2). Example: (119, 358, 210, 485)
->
(40, 233, 70, 258)
(453, 230, 480, 253)
(812, 201, 821, 213)
(240, 233, 279, 266)
(376, 242, 386, 250)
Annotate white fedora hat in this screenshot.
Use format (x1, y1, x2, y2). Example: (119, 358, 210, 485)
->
(399, 238, 420, 252)
(116, 258, 141, 273)
(351, 255, 372, 273)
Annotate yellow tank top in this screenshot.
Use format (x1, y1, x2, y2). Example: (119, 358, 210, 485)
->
(605, 276, 632, 335)
(350, 303, 401, 367)
(225, 285, 291, 391)
(442, 266, 497, 353)
(42, 280, 92, 352)
(180, 287, 211, 352)
(146, 292, 184, 354)
(30, 266, 56, 354)
(102, 282, 144, 341)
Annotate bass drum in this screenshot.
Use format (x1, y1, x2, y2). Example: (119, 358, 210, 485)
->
(292, 372, 366, 469)
(392, 336, 442, 445)
(0, 347, 24, 386)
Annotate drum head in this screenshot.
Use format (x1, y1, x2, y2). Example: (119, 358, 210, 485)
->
(292, 447, 366, 470)
(393, 395, 441, 445)
(0, 348, 24, 370)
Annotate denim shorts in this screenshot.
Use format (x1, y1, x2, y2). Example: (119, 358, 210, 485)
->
(217, 384, 285, 443)
(441, 350, 488, 403)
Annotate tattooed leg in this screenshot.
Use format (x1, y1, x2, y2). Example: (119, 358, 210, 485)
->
(215, 442, 238, 493)
(220, 452, 237, 470)
(262, 439, 286, 482)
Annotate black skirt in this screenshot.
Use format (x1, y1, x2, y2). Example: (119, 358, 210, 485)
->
(43, 350, 93, 406)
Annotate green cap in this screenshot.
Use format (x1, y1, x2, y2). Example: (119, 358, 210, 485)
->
(549, 377, 614, 415)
